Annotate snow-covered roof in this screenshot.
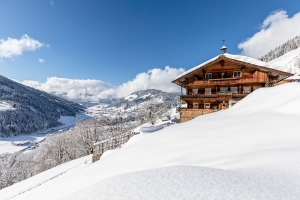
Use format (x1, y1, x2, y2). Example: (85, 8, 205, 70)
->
(174, 53, 292, 82)
(221, 45, 227, 49)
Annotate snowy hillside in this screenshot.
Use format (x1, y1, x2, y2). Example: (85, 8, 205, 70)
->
(87, 89, 179, 120)
(1, 83, 300, 199)
(256, 36, 300, 75)
(0, 75, 85, 137)
(260, 35, 300, 62)
(268, 47, 300, 75)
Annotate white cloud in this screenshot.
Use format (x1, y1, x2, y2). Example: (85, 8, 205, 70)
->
(0, 34, 48, 59)
(22, 77, 115, 101)
(21, 80, 42, 88)
(38, 59, 45, 63)
(238, 10, 300, 58)
(50, 1, 54, 6)
(21, 66, 185, 101)
(98, 66, 185, 99)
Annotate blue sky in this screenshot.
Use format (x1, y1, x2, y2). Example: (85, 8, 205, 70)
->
(0, 0, 300, 100)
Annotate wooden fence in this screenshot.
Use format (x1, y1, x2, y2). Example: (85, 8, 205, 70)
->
(92, 131, 140, 163)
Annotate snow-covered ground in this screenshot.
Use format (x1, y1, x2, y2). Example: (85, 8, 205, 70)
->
(0, 101, 15, 111)
(87, 97, 164, 117)
(0, 113, 91, 154)
(2, 83, 300, 199)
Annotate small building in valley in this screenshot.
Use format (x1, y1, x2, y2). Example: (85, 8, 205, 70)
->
(172, 45, 293, 122)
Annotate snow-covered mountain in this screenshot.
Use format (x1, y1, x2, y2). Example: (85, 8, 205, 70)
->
(256, 36, 300, 75)
(0, 75, 85, 137)
(268, 47, 300, 75)
(260, 35, 300, 62)
(87, 89, 180, 120)
(1, 82, 300, 199)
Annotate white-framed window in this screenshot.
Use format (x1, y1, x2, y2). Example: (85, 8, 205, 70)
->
(205, 73, 212, 80)
(205, 88, 211, 95)
(243, 87, 251, 93)
(231, 87, 237, 93)
(220, 87, 227, 93)
(204, 103, 210, 109)
(193, 103, 199, 109)
(192, 89, 198, 95)
(233, 71, 242, 77)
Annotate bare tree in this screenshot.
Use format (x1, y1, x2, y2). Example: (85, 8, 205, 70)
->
(137, 98, 169, 125)
(0, 112, 139, 190)
(295, 56, 300, 73)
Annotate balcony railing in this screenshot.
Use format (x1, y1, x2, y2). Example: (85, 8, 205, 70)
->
(187, 77, 263, 86)
(180, 93, 247, 101)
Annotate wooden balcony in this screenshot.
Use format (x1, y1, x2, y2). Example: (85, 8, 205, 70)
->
(187, 77, 265, 87)
(180, 93, 247, 101)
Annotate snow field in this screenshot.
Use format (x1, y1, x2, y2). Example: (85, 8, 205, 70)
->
(1, 83, 300, 199)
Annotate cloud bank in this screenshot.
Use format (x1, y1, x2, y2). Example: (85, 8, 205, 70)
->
(21, 66, 185, 101)
(238, 10, 300, 58)
(0, 34, 47, 59)
(22, 78, 115, 101)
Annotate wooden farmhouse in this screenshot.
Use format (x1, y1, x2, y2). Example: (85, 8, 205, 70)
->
(172, 46, 293, 123)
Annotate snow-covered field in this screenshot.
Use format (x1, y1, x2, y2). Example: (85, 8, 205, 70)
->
(1, 83, 300, 199)
(0, 113, 91, 154)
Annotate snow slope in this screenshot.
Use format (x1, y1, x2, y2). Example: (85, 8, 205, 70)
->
(268, 47, 300, 75)
(1, 83, 300, 199)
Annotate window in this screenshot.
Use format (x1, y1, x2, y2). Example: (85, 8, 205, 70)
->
(205, 73, 212, 80)
(231, 87, 237, 93)
(205, 88, 211, 95)
(193, 103, 198, 109)
(220, 87, 227, 93)
(204, 103, 210, 109)
(243, 87, 251, 93)
(193, 89, 198, 95)
(253, 86, 261, 90)
(233, 71, 242, 77)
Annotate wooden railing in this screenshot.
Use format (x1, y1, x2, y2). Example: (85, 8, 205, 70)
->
(187, 77, 265, 86)
(92, 131, 140, 163)
(180, 93, 247, 101)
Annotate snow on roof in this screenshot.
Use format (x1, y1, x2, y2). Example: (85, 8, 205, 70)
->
(225, 53, 270, 67)
(174, 53, 278, 81)
(174, 55, 220, 80)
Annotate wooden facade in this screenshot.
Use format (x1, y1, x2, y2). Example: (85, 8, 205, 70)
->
(173, 53, 293, 123)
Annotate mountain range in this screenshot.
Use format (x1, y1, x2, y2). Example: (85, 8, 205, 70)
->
(87, 89, 180, 121)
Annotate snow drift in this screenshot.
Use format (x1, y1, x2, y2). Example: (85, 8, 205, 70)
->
(1, 83, 300, 200)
